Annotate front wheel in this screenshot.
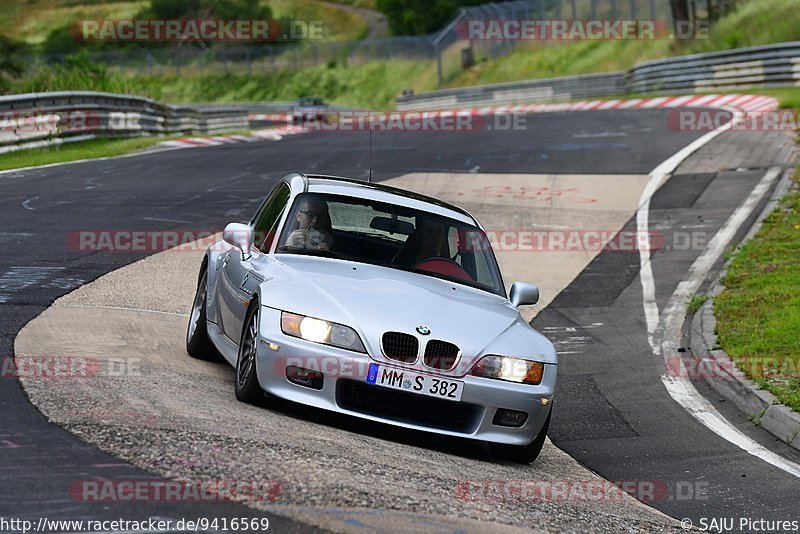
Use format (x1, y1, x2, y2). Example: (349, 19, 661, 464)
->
(235, 302, 265, 404)
(489, 408, 551, 464)
(186, 268, 221, 360)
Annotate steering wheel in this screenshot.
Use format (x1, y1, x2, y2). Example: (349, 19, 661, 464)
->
(413, 257, 474, 282)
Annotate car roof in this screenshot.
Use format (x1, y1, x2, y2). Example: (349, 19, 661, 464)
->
(299, 173, 478, 226)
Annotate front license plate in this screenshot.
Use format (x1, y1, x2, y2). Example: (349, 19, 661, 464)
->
(365, 363, 464, 402)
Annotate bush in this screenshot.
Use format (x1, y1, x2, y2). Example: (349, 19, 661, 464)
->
(0, 35, 24, 95)
(19, 51, 154, 97)
(375, 0, 486, 35)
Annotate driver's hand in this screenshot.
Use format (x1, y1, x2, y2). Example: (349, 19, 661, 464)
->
(286, 229, 308, 248)
(316, 242, 329, 251)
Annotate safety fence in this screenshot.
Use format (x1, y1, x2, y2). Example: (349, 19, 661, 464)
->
(0, 91, 248, 154)
(629, 41, 800, 93)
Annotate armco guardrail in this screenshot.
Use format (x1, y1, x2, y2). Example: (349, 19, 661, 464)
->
(397, 41, 800, 111)
(629, 41, 800, 93)
(398, 72, 627, 111)
(0, 91, 248, 155)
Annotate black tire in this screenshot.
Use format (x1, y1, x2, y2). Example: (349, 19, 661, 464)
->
(235, 301, 265, 405)
(186, 266, 222, 360)
(489, 408, 551, 464)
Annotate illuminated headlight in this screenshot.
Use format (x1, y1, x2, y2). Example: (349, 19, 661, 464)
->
(469, 355, 544, 385)
(280, 312, 366, 353)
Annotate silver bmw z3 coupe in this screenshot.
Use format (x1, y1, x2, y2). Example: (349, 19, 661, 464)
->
(187, 172, 557, 463)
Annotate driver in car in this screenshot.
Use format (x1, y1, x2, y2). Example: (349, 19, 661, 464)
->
(416, 218, 446, 262)
(393, 217, 447, 266)
(286, 197, 334, 251)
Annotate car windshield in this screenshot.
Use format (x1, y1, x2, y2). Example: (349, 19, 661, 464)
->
(276, 192, 506, 296)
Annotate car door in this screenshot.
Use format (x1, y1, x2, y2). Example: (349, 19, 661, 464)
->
(218, 183, 291, 342)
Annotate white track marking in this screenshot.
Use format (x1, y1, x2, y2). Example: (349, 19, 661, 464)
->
(640, 97, 670, 108)
(143, 216, 192, 224)
(597, 99, 622, 110)
(663, 95, 697, 108)
(656, 167, 800, 477)
(637, 109, 742, 339)
(637, 105, 800, 477)
(689, 94, 721, 107)
(0, 266, 65, 302)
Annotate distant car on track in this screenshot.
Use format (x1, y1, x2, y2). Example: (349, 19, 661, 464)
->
(291, 97, 328, 123)
(186, 173, 557, 463)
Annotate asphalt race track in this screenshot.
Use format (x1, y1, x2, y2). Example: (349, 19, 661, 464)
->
(2, 108, 798, 531)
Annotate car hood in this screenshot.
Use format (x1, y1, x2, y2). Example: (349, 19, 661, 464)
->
(260, 255, 555, 373)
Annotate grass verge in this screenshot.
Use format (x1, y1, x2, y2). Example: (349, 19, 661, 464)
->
(714, 167, 800, 412)
(688, 294, 710, 315)
(447, 0, 800, 89)
(127, 60, 435, 110)
(0, 136, 172, 171)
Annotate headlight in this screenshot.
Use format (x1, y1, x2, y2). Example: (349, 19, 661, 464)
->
(469, 355, 544, 385)
(280, 312, 366, 353)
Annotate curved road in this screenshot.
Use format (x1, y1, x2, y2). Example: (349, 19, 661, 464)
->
(1, 109, 798, 530)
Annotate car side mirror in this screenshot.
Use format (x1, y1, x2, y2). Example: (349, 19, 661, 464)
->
(223, 222, 254, 260)
(509, 281, 539, 307)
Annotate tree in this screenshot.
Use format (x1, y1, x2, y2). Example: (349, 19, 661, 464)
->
(146, 0, 271, 21)
(669, 0, 692, 39)
(0, 35, 24, 94)
(376, 0, 487, 36)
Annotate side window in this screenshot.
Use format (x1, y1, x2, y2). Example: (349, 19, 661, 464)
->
(252, 183, 290, 252)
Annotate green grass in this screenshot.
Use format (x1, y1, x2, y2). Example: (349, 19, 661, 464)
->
(0, 0, 147, 44)
(11, 49, 434, 109)
(323, 0, 377, 9)
(6, 0, 800, 110)
(137, 60, 434, 109)
(265, 0, 368, 41)
(754, 88, 800, 110)
(714, 168, 800, 413)
(0, 136, 171, 171)
(448, 0, 800, 89)
(0, 0, 367, 45)
(688, 294, 710, 315)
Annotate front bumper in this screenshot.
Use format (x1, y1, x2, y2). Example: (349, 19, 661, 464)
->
(255, 307, 555, 446)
